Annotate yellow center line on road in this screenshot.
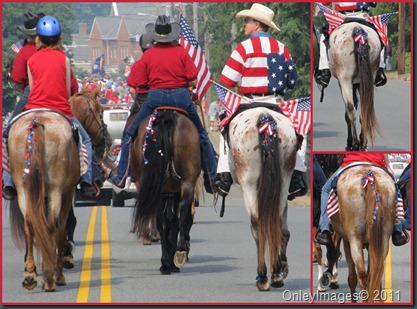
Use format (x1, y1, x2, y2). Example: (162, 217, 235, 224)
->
(100, 206, 112, 302)
(76, 206, 97, 303)
(384, 242, 393, 302)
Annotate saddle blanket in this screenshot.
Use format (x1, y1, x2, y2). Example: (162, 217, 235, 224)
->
(327, 163, 405, 224)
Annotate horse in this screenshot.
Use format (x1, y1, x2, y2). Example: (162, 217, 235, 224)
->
(7, 110, 81, 291)
(130, 108, 201, 274)
(328, 21, 383, 150)
(61, 83, 113, 269)
(312, 154, 344, 292)
(330, 165, 397, 302)
(225, 105, 299, 291)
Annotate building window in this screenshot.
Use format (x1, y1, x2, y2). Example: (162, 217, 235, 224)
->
(120, 46, 128, 60)
(93, 48, 101, 60)
(111, 46, 118, 59)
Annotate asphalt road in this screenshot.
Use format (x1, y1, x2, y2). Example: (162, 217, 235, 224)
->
(2, 187, 312, 305)
(313, 76, 411, 152)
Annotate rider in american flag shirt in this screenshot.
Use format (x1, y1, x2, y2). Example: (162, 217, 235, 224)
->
(213, 3, 307, 199)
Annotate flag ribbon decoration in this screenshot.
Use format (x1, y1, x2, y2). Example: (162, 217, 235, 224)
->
(258, 116, 276, 137)
(179, 13, 212, 100)
(316, 3, 397, 45)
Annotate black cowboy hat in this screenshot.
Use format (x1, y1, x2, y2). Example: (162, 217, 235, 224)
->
(17, 12, 45, 36)
(145, 15, 181, 43)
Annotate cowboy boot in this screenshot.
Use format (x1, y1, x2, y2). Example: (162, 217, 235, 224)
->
(315, 69, 331, 87)
(213, 172, 233, 197)
(374, 68, 387, 87)
(392, 231, 407, 246)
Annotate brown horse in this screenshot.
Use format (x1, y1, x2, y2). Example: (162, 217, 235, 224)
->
(8, 111, 80, 291)
(61, 84, 113, 268)
(330, 165, 397, 302)
(130, 108, 201, 274)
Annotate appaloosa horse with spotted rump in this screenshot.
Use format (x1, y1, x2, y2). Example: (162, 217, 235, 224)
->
(226, 104, 300, 291)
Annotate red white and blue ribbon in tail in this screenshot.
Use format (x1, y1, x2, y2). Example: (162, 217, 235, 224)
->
(142, 110, 163, 165)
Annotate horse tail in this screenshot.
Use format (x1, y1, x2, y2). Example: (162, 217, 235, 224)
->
(24, 119, 55, 267)
(365, 176, 384, 300)
(352, 26, 382, 146)
(131, 111, 174, 238)
(256, 113, 282, 269)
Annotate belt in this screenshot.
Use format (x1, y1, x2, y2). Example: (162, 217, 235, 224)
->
(244, 93, 282, 98)
(243, 93, 283, 104)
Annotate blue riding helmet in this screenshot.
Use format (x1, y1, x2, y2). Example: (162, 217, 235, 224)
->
(37, 15, 61, 39)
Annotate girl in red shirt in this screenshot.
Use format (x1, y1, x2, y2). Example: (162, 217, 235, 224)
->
(25, 16, 96, 199)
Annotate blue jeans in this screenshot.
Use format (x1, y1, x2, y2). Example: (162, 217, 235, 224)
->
(319, 166, 343, 232)
(398, 166, 411, 229)
(2, 115, 93, 188)
(313, 155, 327, 197)
(116, 88, 217, 182)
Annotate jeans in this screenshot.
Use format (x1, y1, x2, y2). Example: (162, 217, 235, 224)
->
(73, 117, 93, 185)
(313, 155, 327, 198)
(116, 88, 217, 182)
(319, 166, 343, 232)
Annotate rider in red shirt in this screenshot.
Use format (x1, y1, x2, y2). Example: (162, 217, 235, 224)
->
(26, 16, 96, 199)
(109, 16, 217, 194)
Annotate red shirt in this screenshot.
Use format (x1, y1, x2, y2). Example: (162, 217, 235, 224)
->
(342, 153, 388, 169)
(26, 48, 73, 118)
(11, 41, 37, 86)
(133, 42, 197, 90)
(127, 59, 148, 94)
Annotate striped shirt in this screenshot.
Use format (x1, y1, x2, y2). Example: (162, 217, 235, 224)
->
(219, 33, 297, 96)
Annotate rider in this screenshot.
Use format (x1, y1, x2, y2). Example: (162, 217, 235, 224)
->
(315, 2, 387, 88)
(108, 15, 217, 194)
(398, 162, 411, 230)
(316, 153, 408, 247)
(213, 3, 308, 198)
(24, 16, 96, 199)
(2, 13, 79, 200)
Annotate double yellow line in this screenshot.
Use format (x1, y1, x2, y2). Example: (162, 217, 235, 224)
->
(76, 206, 112, 303)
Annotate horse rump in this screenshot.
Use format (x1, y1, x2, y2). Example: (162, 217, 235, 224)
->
(131, 111, 175, 239)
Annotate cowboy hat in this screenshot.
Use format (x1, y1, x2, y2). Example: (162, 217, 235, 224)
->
(236, 3, 280, 32)
(17, 12, 45, 36)
(145, 15, 181, 43)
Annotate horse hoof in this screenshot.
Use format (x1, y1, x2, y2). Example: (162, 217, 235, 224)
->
(63, 255, 74, 269)
(270, 273, 285, 288)
(173, 251, 187, 268)
(42, 282, 57, 292)
(256, 278, 270, 291)
(56, 274, 66, 286)
(159, 266, 171, 275)
(319, 272, 331, 288)
(143, 237, 152, 245)
(330, 282, 339, 289)
(22, 272, 37, 290)
(170, 265, 181, 273)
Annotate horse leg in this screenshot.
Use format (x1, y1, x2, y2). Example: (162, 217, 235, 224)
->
(349, 239, 368, 300)
(271, 205, 289, 288)
(343, 239, 358, 302)
(340, 81, 360, 150)
(63, 206, 76, 269)
(250, 215, 269, 291)
(56, 196, 73, 286)
(22, 220, 37, 290)
(157, 201, 172, 275)
(174, 188, 194, 269)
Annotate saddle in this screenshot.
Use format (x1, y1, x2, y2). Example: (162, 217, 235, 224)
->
(220, 102, 303, 150)
(155, 106, 189, 118)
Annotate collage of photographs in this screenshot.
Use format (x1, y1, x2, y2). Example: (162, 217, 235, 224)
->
(1, 1, 413, 306)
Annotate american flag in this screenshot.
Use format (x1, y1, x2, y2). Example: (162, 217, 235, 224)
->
(368, 12, 397, 46)
(279, 96, 311, 135)
(316, 3, 345, 34)
(179, 14, 212, 100)
(11, 41, 22, 54)
(212, 82, 242, 128)
(327, 188, 339, 218)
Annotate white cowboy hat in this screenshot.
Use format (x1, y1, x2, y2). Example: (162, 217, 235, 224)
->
(236, 3, 280, 32)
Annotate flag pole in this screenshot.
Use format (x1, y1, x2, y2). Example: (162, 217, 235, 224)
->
(210, 80, 252, 103)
